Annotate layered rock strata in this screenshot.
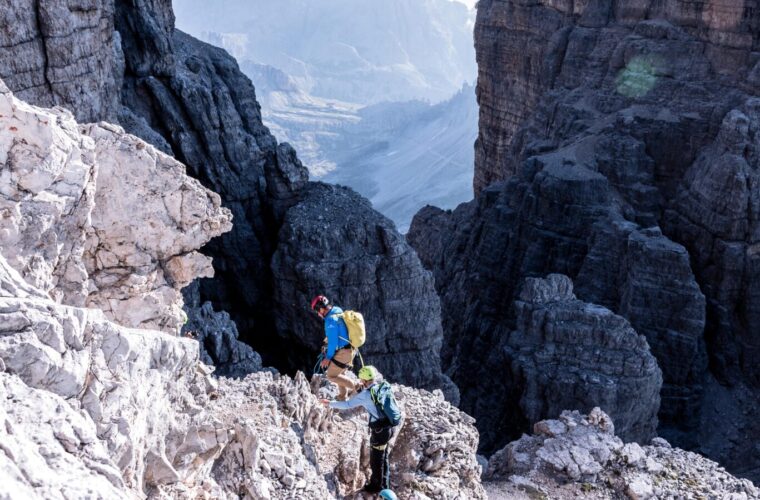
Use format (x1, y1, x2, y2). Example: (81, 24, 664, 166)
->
(411, 0, 760, 476)
(473, 0, 760, 195)
(0, 0, 122, 124)
(484, 408, 759, 500)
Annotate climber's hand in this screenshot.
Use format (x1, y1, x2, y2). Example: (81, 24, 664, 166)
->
(320, 358, 330, 369)
(320, 399, 330, 407)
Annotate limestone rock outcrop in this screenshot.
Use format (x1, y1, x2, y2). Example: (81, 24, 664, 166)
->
(210, 375, 485, 500)
(0, 252, 223, 495)
(410, 0, 760, 478)
(0, 248, 485, 498)
(484, 408, 759, 500)
(0, 81, 231, 333)
(115, 5, 311, 349)
(0, 373, 127, 499)
(271, 183, 456, 399)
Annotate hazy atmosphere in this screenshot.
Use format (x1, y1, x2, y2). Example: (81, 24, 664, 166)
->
(173, 0, 478, 231)
(2, 0, 759, 498)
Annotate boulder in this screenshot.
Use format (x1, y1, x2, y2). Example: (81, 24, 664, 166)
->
(484, 408, 759, 500)
(271, 183, 456, 399)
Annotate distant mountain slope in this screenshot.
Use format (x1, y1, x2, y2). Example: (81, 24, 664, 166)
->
(173, 0, 476, 105)
(241, 61, 476, 232)
(323, 85, 477, 232)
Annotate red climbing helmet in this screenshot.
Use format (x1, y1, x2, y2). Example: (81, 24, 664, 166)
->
(310, 295, 330, 312)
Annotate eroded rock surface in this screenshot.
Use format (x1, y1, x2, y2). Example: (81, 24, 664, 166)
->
(0, 0, 123, 124)
(470, 275, 662, 455)
(0, 249, 485, 498)
(0, 82, 231, 332)
(0, 373, 127, 499)
(0, 253, 221, 495)
(410, 0, 760, 478)
(484, 409, 759, 500)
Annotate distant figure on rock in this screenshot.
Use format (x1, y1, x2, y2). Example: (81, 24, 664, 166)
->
(311, 294, 359, 400)
(321, 366, 402, 494)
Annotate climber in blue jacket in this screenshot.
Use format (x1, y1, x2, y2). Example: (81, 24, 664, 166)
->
(312, 294, 357, 400)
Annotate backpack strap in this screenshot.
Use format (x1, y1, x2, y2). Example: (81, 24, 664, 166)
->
(369, 383, 386, 409)
(338, 336, 364, 368)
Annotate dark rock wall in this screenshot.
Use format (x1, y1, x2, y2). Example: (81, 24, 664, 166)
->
(411, 0, 760, 477)
(0, 0, 123, 123)
(271, 183, 456, 399)
(475, 274, 662, 455)
(473, 0, 760, 194)
(114, 1, 309, 359)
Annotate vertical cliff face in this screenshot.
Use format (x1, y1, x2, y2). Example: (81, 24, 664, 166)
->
(473, 0, 760, 194)
(0, 0, 123, 124)
(411, 0, 760, 478)
(472, 0, 570, 193)
(114, 0, 310, 350)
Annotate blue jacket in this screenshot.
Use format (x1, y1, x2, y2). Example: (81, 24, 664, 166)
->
(324, 306, 350, 359)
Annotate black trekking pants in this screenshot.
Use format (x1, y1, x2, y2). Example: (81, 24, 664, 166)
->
(368, 424, 394, 491)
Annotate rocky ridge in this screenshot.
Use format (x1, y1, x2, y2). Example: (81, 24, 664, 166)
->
(0, 250, 486, 499)
(484, 408, 759, 500)
(0, 84, 483, 499)
(410, 0, 760, 478)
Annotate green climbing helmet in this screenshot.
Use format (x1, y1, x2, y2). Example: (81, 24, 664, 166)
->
(358, 365, 378, 381)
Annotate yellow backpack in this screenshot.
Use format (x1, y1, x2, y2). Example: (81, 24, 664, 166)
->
(339, 310, 366, 349)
